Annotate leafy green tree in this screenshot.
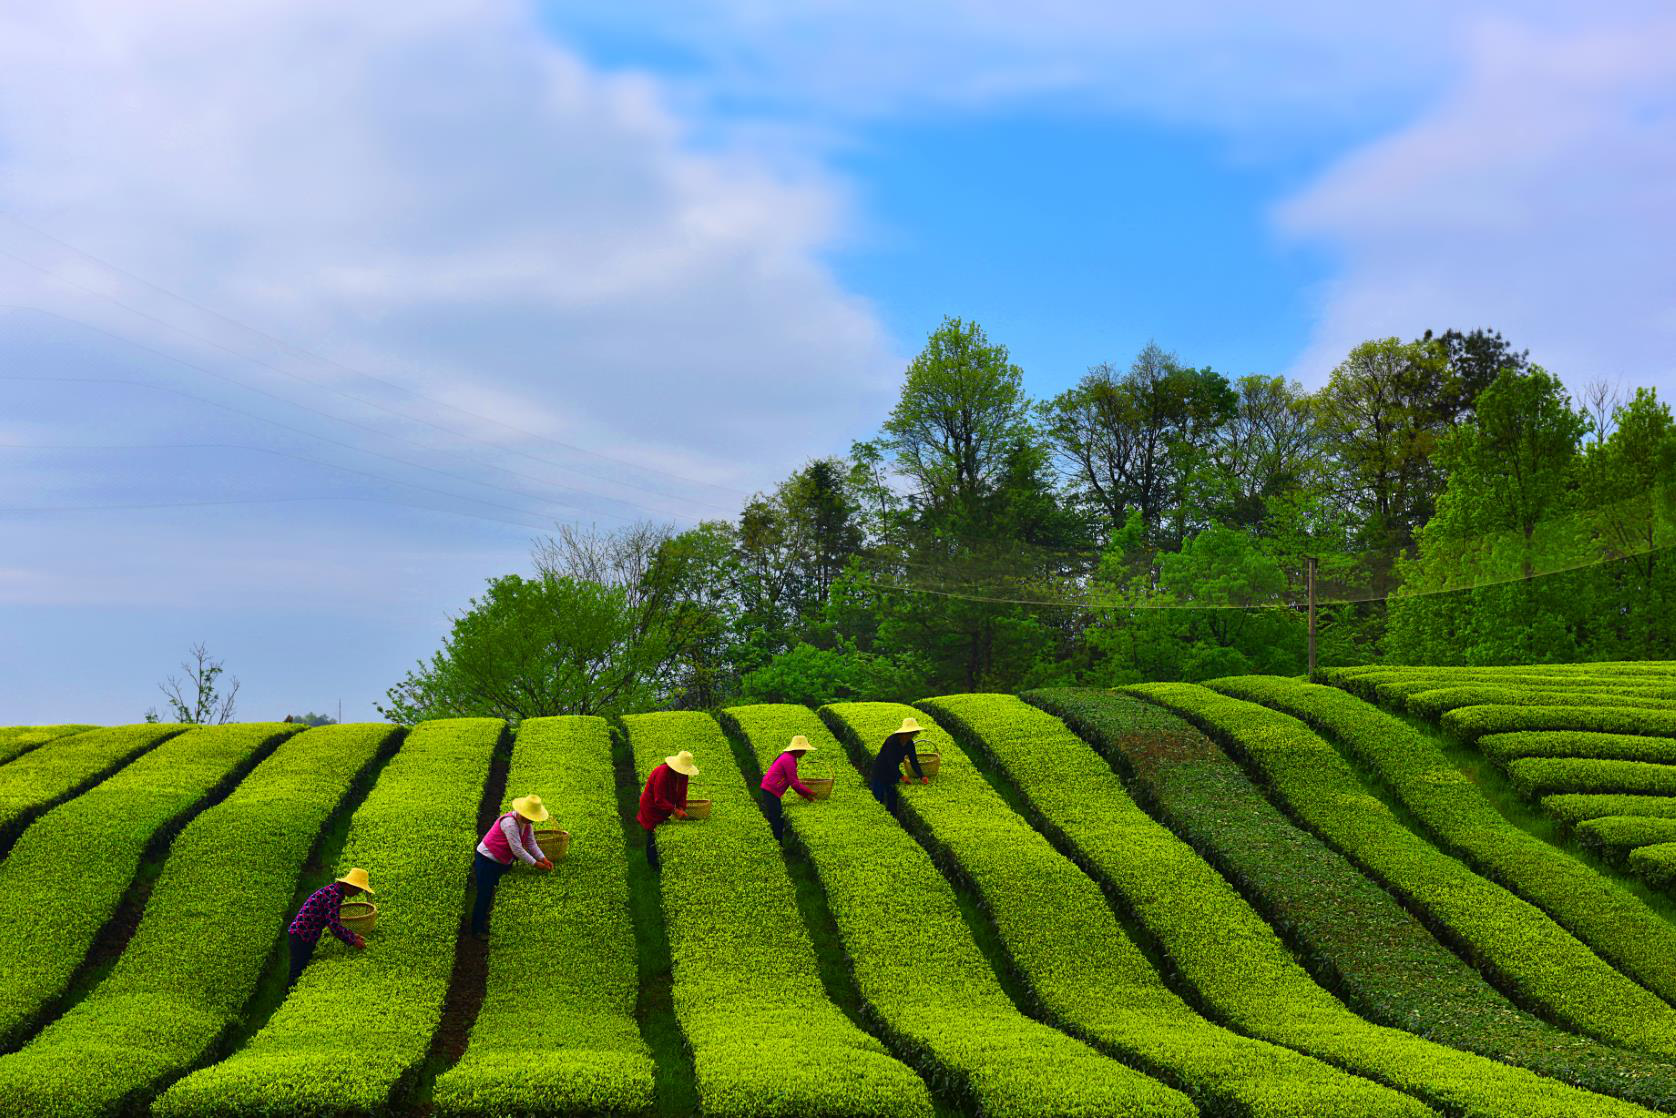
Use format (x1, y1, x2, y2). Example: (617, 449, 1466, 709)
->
(1421, 327, 1530, 423)
(737, 641, 928, 707)
(1581, 389, 1676, 657)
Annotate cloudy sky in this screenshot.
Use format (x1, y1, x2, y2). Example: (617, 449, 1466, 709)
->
(1, 1, 1672, 722)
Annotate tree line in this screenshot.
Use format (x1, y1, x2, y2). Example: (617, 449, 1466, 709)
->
(380, 317, 1676, 722)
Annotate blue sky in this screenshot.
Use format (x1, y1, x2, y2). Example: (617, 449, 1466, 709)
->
(0, 2, 1672, 722)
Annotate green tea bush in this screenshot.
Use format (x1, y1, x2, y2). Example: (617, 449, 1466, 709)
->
(1022, 688, 1676, 1111)
(723, 704, 1191, 1118)
(1628, 843, 1676, 889)
(842, 698, 1407, 1118)
(0, 722, 295, 1049)
(0, 724, 395, 1117)
(1443, 704, 1676, 743)
(1406, 686, 1676, 719)
(1576, 815, 1676, 859)
(620, 711, 932, 1118)
(1481, 731, 1676, 765)
(1544, 793, 1676, 824)
(1212, 675, 1676, 1008)
(1508, 757, 1676, 797)
(1324, 668, 1676, 705)
(157, 718, 502, 1117)
(434, 717, 655, 1116)
(0, 723, 181, 845)
(0, 724, 95, 766)
(1138, 682, 1676, 1060)
(967, 691, 1647, 1118)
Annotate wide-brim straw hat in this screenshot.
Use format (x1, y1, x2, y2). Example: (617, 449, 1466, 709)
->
(337, 866, 374, 894)
(895, 717, 923, 737)
(665, 750, 700, 777)
(512, 794, 550, 823)
(785, 735, 816, 754)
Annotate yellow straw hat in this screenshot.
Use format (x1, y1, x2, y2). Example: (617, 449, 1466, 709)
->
(336, 867, 374, 895)
(785, 735, 815, 754)
(665, 750, 700, 777)
(511, 794, 550, 823)
(895, 717, 923, 737)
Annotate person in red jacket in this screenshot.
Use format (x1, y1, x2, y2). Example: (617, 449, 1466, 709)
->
(638, 749, 698, 873)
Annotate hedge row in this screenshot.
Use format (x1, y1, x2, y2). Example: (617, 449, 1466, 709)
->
(621, 711, 932, 1118)
(1209, 675, 1676, 1006)
(0, 723, 181, 845)
(1324, 668, 1676, 705)
(976, 691, 1647, 1118)
(0, 722, 296, 1049)
(1480, 731, 1676, 765)
(1629, 843, 1676, 889)
(1544, 793, 1676, 824)
(1442, 704, 1676, 743)
(434, 717, 655, 1116)
(0, 723, 396, 1117)
(843, 697, 1407, 1118)
(158, 718, 502, 1117)
(1135, 682, 1676, 1061)
(722, 704, 1188, 1118)
(1406, 686, 1676, 720)
(1576, 815, 1676, 859)
(1509, 757, 1676, 798)
(1022, 688, 1676, 1110)
(0, 724, 96, 766)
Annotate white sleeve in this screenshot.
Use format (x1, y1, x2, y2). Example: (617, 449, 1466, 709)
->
(501, 815, 538, 865)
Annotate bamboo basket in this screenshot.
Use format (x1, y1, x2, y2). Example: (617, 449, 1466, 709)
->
(682, 798, 713, 820)
(533, 828, 571, 861)
(802, 756, 835, 800)
(339, 900, 378, 936)
(903, 751, 941, 781)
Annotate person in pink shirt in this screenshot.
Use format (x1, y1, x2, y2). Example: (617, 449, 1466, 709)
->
(759, 734, 818, 841)
(472, 793, 553, 940)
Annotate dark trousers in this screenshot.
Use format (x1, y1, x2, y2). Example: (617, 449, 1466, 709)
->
(761, 789, 785, 841)
(472, 851, 511, 935)
(870, 778, 899, 816)
(286, 931, 316, 989)
(644, 828, 661, 873)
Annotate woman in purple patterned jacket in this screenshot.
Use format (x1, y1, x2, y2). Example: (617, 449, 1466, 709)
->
(286, 866, 372, 988)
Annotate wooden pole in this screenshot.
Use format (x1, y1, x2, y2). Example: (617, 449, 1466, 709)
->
(1305, 555, 1318, 678)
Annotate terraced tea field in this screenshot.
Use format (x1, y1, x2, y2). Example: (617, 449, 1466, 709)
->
(7, 664, 1676, 1116)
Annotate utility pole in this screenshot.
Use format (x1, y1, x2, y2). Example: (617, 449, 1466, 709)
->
(1305, 556, 1319, 678)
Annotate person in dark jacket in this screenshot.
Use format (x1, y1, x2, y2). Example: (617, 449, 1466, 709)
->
(638, 750, 698, 872)
(286, 867, 371, 988)
(869, 717, 927, 815)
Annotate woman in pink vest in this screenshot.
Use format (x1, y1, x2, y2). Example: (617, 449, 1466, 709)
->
(759, 735, 817, 841)
(472, 793, 553, 940)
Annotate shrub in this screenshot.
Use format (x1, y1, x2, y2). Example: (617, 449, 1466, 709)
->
(972, 690, 1650, 1118)
(620, 711, 932, 1118)
(0, 724, 95, 766)
(1443, 704, 1676, 743)
(1406, 686, 1676, 719)
(723, 704, 1192, 1118)
(1134, 682, 1676, 1061)
(1508, 757, 1676, 798)
(433, 717, 655, 1116)
(1211, 675, 1676, 1009)
(1544, 793, 1676, 824)
(0, 724, 396, 1117)
(157, 719, 504, 1117)
(1021, 687, 1676, 1111)
(894, 697, 1439, 1117)
(1481, 731, 1676, 766)
(1629, 843, 1676, 889)
(0, 722, 295, 1049)
(0, 724, 182, 845)
(1577, 816, 1676, 859)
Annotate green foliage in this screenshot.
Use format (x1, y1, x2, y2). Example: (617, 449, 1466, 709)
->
(1576, 816, 1676, 859)
(0, 723, 297, 1048)
(969, 690, 1639, 1117)
(738, 642, 928, 708)
(157, 718, 502, 1117)
(1509, 757, 1676, 798)
(1442, 704, 1676, 743)
(0, 724, 394, 1116)
(903, 696, 1431, 1117)
(1628, 843, 1676, 889)
(1137, 682, 1676, 1059)
(1544, 793, 1676, 824)
(1024, 687, 1676, 1110)
(1406, 685, 1676, 719)
(0, 724, 95, 765)
(1480, 731, 1676, 765)
(620, 711, 931, 1118)
(434, 717, 654, 1116)
(0, 723, 180, 842)
(1220, 675, 1676, 1008)
(722, 703, 1187, 1118)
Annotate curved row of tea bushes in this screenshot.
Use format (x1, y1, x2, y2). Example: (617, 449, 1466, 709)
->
(0, 724, 95, 766)
(0, 723, 181, 845)
(1212, 675, 1676, 1005)
(845, 698, 1414, 1118)
(974, 691, 1646, 1118)
(1481, 731, 1676, 765)
(1576, 816, 1676, 859)
(722, 704, 1192, 1118)
(1019, 689, 1676, 1111)
(1509, 757, 1676, 798)
(0, 724, 396, 1117)
(1407, 687, 1676, 719)
(1443, 705, 1676, 743)
(1545, 793, 1676, 824)
(1138, 682, 1676, 1059)
(1629, 843, 1676, 889)
(0, 722, 296, 1049)
(1323, 668, 1676, 706)
(434, 717, 655, 1117)
(621, 711, 933, 1118)
(157, 718, 501, 1117)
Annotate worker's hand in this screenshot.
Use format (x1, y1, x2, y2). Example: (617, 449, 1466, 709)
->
(799, 791, 816, 802)
(352, 934, 366, 950)
(537, 857, 554, 871)
(900, 774, 912, 784)
(919, 776, 930, 785)
(674, 808, 689, 820)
